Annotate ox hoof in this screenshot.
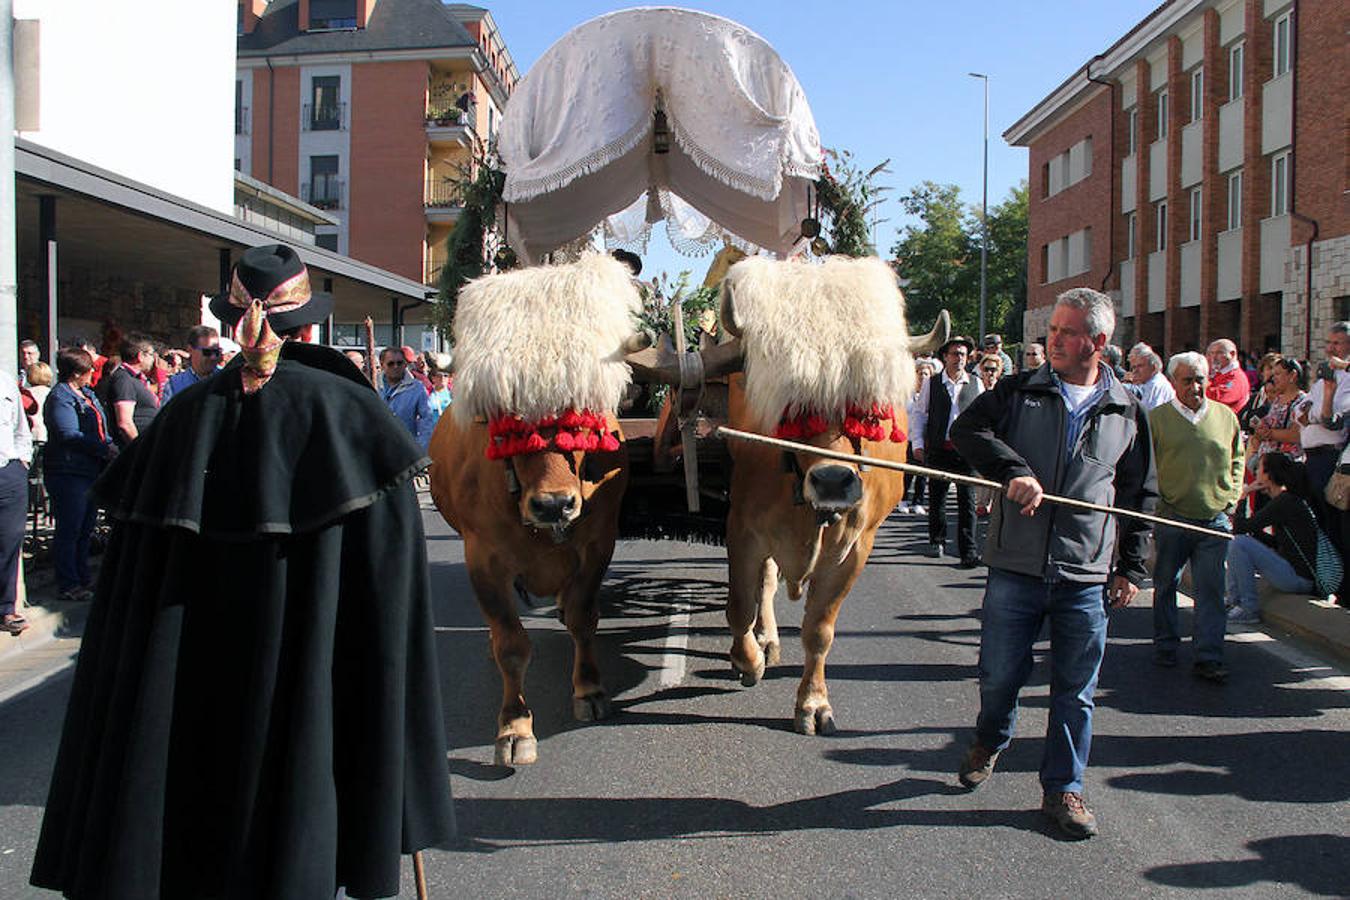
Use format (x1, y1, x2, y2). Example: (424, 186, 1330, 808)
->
(793, 706, 837, 736)
(733, 656, 766, 688)
(759, 640, 782, 667)
(494, 734, 538, 766)
(572, 692, 611, 722)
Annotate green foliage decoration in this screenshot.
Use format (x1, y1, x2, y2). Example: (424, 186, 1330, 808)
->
(815, 149, 891, 258)
(433, 154, 512, 341)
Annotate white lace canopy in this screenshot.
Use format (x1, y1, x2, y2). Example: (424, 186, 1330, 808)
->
(498, 7, 822, 263)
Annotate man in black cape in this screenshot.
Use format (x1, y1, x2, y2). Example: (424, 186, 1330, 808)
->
(32, 244, 455, 899)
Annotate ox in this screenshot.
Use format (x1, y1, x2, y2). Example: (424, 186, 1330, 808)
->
(718, 256, 946, 734)
(429, 254, 647, 766)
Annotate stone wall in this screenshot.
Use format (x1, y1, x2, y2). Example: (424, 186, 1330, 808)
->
(1283, 234, 1350, 361)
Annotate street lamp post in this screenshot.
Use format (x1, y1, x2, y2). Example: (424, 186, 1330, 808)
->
(969, 72, 989, 345)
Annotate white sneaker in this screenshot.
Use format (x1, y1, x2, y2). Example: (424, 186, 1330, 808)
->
(912, 504, 927, 516)
(897, 501, 912, 515)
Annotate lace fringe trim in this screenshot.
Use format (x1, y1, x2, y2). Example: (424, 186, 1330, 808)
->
(504, 115, 653, 203)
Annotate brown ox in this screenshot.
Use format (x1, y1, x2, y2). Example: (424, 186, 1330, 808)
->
(717, 256, 947, 734)
(428, 254, 646, 765)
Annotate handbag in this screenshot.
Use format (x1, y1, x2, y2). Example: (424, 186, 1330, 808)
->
(1281, 499, 1344, 598)
(1326, 468, 1350, 511)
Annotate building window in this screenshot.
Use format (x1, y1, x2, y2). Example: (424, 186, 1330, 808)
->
(307, 155, 342, 210)
(1229, 42, 1244, 101)
(1126, 211, 1137, 259)
(1189, 187, 1202, 242)
(315, 232, 339, 252)
(1041, 162, 1050, 198)
(1127, 108, 1138, 155)
(1156, 89, 1169, 140)
(1271, 152, 1290, 216)
(1155, 200, 1168, 252)
(308, 76, 342, 131)
(309, 0, 357, 30)
(1227, 171, 1242, 230)
(1040, 244, 1050, 284)
(1273, 11, 1292, 78)
(1189, 68, 1203, 122)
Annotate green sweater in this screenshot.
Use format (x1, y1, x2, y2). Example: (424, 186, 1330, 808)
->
(1148, 401, 1245, 519)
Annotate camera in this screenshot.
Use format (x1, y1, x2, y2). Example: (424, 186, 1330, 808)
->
(1317, 361, 1337, 381)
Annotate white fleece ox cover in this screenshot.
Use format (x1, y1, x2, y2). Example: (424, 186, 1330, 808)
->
(452, 254, 642, 424)
(722, 255, 917, 431)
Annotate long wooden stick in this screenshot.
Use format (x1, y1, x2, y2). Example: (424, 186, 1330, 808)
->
(413, 851, 429, 900)
(716, 426, 1234, 541)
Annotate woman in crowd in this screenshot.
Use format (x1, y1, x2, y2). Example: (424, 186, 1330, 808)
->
(1227, 451, 1323, 624)
(25, 361, 52, 444)
(42, 347, 115, 603)
(1242, 358, 1306, 516)
(897, 358, 936, 516)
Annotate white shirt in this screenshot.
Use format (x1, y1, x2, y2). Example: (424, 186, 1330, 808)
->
(0, 373, 33, 467)
(1131, 370, 1176, 410)
(1301, 369, 1350, 450)
(909, 368, 981, 451)
(1169, 396, 1209, 425)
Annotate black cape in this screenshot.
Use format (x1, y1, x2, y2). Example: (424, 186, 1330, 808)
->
(32, 344, 455, 900)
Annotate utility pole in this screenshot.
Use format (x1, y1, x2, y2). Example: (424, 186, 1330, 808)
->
(969, 72, 989, 343)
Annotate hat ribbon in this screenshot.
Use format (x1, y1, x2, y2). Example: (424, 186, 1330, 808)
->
(229, 269, 312, 315)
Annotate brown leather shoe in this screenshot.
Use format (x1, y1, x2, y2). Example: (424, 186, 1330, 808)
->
(957, 743, 1000, 789)
(1042, 791, 1099, 839)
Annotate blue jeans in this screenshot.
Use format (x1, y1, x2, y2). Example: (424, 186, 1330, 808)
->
(1225, 534, 1313, 614)
(44, 472, 98, 593)
(975, 567, 1108, 794)
(1152, 514, 1230, 663)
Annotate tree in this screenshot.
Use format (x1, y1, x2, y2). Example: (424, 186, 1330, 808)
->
(890, 180, 1028, 341)
(816, 149, 891, 258)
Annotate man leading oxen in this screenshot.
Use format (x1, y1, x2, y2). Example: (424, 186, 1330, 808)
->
(717, 255, 946, 734)
(428, 254, 648, 766)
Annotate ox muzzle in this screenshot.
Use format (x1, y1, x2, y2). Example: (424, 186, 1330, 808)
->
(803, 462, 863, 525)
(524, 490, 581, 543)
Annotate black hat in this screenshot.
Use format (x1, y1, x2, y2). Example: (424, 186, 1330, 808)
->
(210, 244, 333, 334)
(938, 335, 976, 357)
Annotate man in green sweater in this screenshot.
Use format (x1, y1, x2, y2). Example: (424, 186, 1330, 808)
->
(1149, 351, 1245, 681)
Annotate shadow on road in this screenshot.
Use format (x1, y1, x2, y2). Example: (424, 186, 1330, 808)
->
(1144, 833, 1350, 896)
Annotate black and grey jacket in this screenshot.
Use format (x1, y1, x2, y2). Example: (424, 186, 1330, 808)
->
(951, 364, 1159, 585)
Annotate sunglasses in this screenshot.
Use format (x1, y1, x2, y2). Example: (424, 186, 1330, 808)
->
(384, 360, 407, 367)
(981, 367, 1000, 374)
(197, 346, 222, 356)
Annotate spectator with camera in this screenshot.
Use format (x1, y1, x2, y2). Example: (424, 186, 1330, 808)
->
(161, 326, 222, 405)
(1297, 322, 1350, 512)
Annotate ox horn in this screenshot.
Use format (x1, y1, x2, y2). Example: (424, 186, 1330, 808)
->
(424, 350, 454, 374)
(906, 309, 951, 355)
(624, 335, 743, 385)
(620, 332, 653, 355)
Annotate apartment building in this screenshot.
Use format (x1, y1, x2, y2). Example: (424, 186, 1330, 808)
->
(1006, 0, 1348, 359)
(236, 0, 518, 345)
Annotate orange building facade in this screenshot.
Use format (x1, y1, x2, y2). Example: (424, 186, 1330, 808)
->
(1007, 0, 1348, 361)
(235, 0, 518, 345)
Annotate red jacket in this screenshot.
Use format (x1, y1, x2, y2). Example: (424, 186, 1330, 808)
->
(1207, 367, 1250, 414)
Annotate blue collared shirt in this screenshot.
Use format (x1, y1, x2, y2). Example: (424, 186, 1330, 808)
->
(1054, 364, 1112, 462)
(162, 366, 219, 404)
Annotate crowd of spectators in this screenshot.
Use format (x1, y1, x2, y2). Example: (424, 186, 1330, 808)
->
(900, 318, 1350, 657)
(1, 325, 455, 622)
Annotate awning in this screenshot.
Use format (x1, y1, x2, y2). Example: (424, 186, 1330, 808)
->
(14, 138, 435, 327)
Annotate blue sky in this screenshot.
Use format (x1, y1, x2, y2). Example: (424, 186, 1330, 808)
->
(489, 1, 1159, 281)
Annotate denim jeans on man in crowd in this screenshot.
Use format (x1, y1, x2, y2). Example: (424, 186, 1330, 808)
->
(1225, 533, 1314, 615)
(43, 472, 98, 593)
(1152, 514, 1231, 663)
(975, 567, 1109, 795)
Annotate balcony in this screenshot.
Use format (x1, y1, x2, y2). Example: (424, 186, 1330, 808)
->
(302, 178, 345, 211)
(425, 256, 447, 286)
(235, 106, 250, 136)
(425, 177, 463, 224)
(425, 103, 473, 148)
(302, 102, 346, 132)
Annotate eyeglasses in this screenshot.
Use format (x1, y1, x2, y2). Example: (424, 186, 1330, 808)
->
(197, 346, 222, 357)
(981, 367, 1000, 374)
(384, 360, 407, 367)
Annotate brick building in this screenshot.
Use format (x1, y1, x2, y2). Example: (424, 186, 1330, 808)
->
(235, 0, 518, 346)
(1006, 0, 1348, 360)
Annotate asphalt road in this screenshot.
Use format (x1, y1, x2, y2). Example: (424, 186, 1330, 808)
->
(0, 505, 1347, 898)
